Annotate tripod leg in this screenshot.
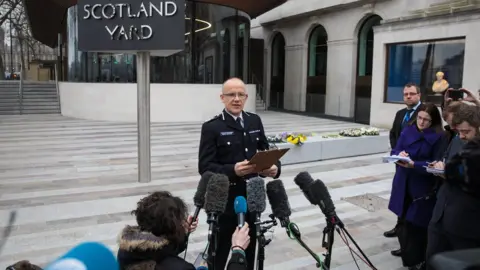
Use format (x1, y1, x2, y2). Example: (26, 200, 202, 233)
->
(322, 224, 335, 269)
(340, 227, 376, 270)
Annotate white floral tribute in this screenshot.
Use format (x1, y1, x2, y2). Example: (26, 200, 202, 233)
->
(339, 127, 380, 137)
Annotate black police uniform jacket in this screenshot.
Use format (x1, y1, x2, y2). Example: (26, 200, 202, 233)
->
(198, 110, 282, 213)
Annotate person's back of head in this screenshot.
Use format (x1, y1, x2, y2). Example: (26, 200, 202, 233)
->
(6, 260, 43, 270)
(132, 191, 188, 245)
(117, 191, 192, 270)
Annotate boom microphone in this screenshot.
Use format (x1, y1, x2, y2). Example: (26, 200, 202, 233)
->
(294, 171, 316, 204)
(246, 177, 266, 236)
(190, 171, 215, 233)
(310, 179, 337, 219)
(204, 174, 229, 241)
(266, 179, 291, 228)
(234, 196, 247, 228)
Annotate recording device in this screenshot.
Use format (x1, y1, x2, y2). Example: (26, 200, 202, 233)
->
(246, 176, 267, 236)
(294, 171, 316, 204)
(234, 196, 247, 228)
(266, 179, 291, 229)
(294, 172, 337, 220)
(266, 179, 324, 268)
(45, 242, 118, 270)
(204, 174, 229, 242)
(189, 171, 215, 238)
(294, 172, 376, 270)
(309, 180, 337, 220)
(429, 248, 480, 270)
(445, 137, 480, 197)
(448, 89, 464, 101)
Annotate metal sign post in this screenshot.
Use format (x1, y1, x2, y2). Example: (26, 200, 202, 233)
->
(77, 0, 185, 183)
(136, 52, 151, 183)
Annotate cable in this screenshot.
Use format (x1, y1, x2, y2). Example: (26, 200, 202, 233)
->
(336, 228, 375, 270)
(286, 222, 328, 270)
(338, 228, 360, 270)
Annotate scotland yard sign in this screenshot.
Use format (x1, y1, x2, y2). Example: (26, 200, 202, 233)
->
(78, 0, 185, 56)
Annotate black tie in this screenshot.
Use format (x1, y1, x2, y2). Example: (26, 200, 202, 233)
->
(236, 118, 243, 129)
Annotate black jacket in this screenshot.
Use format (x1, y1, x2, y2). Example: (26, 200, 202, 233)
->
(198, 110, 281, 214)
(389, 107, 420, 149)
(117, 226, 247, 270)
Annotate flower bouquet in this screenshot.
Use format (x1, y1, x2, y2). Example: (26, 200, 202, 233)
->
(286, 133, 307, 145)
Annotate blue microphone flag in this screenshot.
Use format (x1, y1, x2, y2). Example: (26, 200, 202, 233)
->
(45, 242, 118, 270)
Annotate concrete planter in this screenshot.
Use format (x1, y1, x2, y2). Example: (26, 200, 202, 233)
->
(274, 132, 390, 165)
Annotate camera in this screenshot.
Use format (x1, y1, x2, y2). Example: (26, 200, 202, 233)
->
(445, 137, 480, 197)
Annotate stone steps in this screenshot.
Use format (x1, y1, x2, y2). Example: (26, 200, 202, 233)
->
(0, 81, 60, 115)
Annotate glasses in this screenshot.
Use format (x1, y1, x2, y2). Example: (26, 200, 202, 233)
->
(223, 93, 247, 100)
(417, 115, 432, 123)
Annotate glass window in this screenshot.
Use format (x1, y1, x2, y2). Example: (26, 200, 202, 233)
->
(385, 38, 465, 103)
(66, 2, 250, 84)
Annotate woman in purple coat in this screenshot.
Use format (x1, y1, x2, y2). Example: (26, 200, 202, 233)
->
(389, 103, 447, 270)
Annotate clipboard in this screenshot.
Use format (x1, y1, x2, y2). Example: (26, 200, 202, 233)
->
(248, 148, 290, 173)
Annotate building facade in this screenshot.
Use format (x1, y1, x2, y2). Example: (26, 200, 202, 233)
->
(251, 0, 479, 127)
(65, 2, 252, 84)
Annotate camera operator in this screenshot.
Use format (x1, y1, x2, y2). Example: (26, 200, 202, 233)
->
(117, 191, 250, 270)
(426, 105, 480, 269)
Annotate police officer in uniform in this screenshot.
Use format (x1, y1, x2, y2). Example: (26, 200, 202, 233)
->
(198, 77, 281, 270)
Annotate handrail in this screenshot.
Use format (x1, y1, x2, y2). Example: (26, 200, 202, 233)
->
(54, 63, 61, 111)
(19, 63, 23, 114)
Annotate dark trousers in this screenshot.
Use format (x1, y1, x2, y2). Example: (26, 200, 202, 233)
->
(397, 218, 428, 267)
(426, 225, 480, 270)
(208, 213, 256, 270)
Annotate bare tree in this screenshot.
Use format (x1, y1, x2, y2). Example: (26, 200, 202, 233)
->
(0, 0, 21, 79)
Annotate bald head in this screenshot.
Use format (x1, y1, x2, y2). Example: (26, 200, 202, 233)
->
(221, 77, 248, 116)
(222, 77, 245, 93)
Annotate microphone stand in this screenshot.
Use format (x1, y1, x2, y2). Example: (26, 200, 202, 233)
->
(207, 213, 219, 270)
(286, 222, 322, 268)
(322, 215, 375, 270)
(255, 214, 277, 270)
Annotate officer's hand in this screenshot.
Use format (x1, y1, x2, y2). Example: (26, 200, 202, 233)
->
(234, 160, 256, 177)
(260, 164, 278, 178)
(231, 223, 250, 250)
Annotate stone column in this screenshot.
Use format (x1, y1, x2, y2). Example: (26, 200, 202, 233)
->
(284, 44, 307, 111)
(325, 38, 357, 118)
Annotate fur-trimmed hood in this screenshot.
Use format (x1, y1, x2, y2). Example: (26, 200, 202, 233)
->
(117, 226, 193, 270)
(118, 225, 169, 252)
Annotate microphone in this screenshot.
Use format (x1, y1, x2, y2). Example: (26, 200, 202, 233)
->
(45, 242, 118, 270)
(204, 173, 229, 242)
(234, 196, 247, 228)
(246, 177, 266, 236)
(266, 179, 291, 229)
(294, 171, 316, 204)
(309, 179, 337, 220)
(189, 171, 215, 237)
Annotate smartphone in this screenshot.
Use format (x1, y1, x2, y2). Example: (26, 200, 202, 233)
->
(448, 89, 464, 101)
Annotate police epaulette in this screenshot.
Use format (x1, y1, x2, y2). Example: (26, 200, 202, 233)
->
(204, 114, 221, 123)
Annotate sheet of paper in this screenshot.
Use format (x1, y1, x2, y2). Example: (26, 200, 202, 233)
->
(382, 155, 412, 164)
(425, 167, 444, 174)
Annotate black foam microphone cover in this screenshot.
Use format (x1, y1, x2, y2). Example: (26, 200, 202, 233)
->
(294, 171, 316, 204)
(266, 180, 291, 220)
(193, 171, 215, 207)
(246, 177, 266, 213)
(204, 174, 230, 214)
(310, 179, 336, 218)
